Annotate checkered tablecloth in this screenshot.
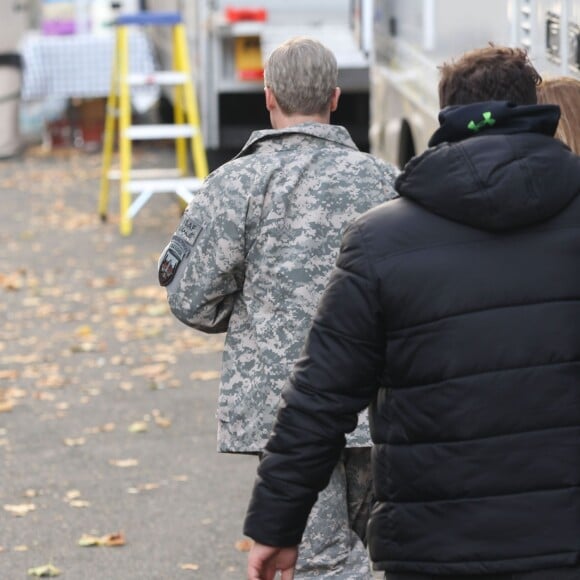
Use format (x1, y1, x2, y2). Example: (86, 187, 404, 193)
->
(20, 30, 160, 113)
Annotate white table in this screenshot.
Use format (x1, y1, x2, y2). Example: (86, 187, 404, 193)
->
(20, 29, 159, 112)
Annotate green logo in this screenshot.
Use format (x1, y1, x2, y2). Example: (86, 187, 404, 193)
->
(467, 111, 496, 132)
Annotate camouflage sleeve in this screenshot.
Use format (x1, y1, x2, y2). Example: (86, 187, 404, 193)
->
(158, 169, 250, 334)
(376, 157, 400, 201)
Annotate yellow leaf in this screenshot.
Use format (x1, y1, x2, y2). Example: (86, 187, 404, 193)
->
(27, 563, 61, 577)
(78, 534, 99, 547)
(180, 563, 200, 571)
(63, 437, 86, 447)
(4, 503, 36, 517)
(189, 370, 220, 381)
(109, 458, 139, 468)
(128, 421, 148, 433)
(69, 500, 90, 508)
(74, 325, 93, 337)
(78, 532, 126, 547)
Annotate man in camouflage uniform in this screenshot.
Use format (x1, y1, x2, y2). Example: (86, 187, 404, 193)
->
(159, 37, 397, 578)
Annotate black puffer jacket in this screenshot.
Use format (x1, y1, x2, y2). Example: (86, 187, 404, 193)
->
(244, 102, 580, 575)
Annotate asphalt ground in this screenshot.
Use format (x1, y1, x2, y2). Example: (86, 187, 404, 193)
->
(0, 145, 258, 580)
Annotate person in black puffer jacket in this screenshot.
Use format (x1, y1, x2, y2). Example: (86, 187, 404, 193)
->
(244, 45, 580, 580)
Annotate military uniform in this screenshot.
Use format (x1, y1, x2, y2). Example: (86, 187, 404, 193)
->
(160, 122, 397, 578)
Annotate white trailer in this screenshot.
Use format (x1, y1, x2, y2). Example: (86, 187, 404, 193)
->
(370, 0, 580, 168)
(146, 0, 374, 152)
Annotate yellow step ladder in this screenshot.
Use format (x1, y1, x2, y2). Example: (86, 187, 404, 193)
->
(98, 12, 208, 236)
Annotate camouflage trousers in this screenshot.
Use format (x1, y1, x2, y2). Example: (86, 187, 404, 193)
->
(295, 448, 374, 579)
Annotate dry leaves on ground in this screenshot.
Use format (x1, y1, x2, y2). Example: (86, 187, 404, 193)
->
(235, 538, 254, 552)
(78, 532, 126, 547)
(4, 503, 36, 517)
(109, 458, 139, 468)
(189, 370, 220, 381)
(27, 563, 62, 577)
(180, 563, 200, 571)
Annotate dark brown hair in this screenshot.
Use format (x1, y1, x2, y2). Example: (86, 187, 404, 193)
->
(438, 45, 542, 108)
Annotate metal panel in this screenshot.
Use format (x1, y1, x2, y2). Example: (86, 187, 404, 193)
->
(0, 1, 29, 52)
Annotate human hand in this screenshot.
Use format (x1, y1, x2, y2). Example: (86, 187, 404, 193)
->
(247, 541, 298, 580)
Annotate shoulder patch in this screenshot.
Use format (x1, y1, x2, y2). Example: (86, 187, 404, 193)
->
(158, 236, 189, 287)
(176, 215, 203, 246)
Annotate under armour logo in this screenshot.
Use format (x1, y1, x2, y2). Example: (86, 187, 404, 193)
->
(467, 112, 496, 132)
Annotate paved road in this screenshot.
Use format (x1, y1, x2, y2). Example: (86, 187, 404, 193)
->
(0, 147, 257, 580)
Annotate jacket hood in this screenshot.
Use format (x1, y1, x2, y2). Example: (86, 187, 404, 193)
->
(396, 101, 580, 231)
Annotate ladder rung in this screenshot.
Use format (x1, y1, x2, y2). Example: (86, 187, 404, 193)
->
(127, 71, 189, 86)
(125, 124, 198, 140)
(126, 177, 204, 194)
(108, 168, 183, 180)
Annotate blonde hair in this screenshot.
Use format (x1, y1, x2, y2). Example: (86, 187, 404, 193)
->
(264, 37, 337, 116)
(537, 76, 580, 154)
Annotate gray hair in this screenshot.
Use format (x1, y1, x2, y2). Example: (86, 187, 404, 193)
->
(264, 37, 338, 115)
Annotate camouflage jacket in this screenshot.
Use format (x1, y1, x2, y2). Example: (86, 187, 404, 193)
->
(160, 123, 398, 453)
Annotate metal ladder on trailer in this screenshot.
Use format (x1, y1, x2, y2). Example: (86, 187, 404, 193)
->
(98, 11, 208, 236)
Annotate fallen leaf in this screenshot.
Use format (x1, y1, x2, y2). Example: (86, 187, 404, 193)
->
(69, 500, 90, 508)
(130, 363, 167, 378)
(27, 563, 61, 577)
(154, 415, 171, 428)
(235, 538, 254, 552)
(78, 532, 125, 547)
(127, 482, 160, 494)
(74, 325, 93, 337)
(189, 370, 220, 381)
(64, 437, 86, 447)
(180, 563, 200, 571)
(0, 271, 24, 291)
(34, 392, 56, 401)
(128, 421, 148, 433)
(4, 503, 36, 517)
(36, 375, 66, 389)
(109, 458, 139, 468)
(84, 422, 115, 434)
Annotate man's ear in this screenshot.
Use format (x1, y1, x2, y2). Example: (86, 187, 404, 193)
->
(330, 87, 341, 112)
(264, 87, 277, 111)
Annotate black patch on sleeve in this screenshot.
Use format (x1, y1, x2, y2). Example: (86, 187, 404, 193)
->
(158, 236, 190, 287)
